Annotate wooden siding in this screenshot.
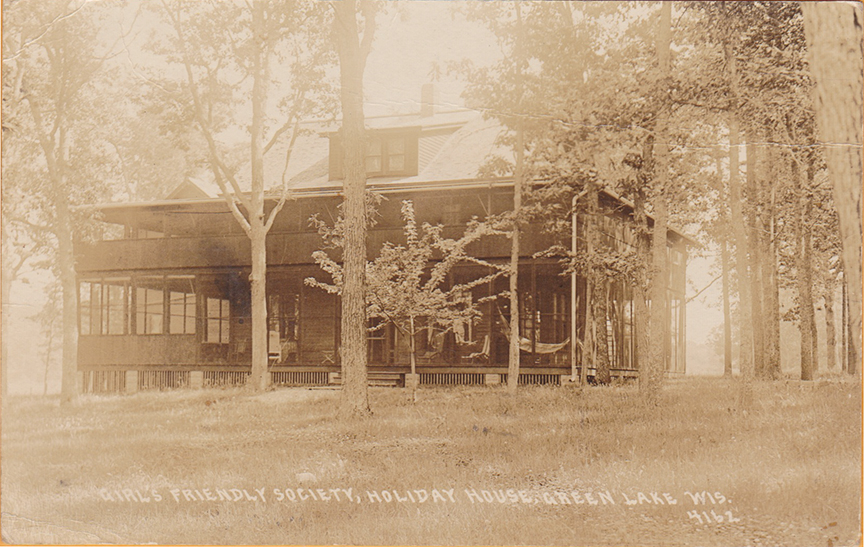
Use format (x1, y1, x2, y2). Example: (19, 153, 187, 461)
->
(79, 335, 199, 366)
(75, 227, 556, 273)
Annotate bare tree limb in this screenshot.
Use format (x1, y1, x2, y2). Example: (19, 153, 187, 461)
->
(162, 0, 254, 218)
(686, 273, 722, 304)
(358, 0, 377, 75)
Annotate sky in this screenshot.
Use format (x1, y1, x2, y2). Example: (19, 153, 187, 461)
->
(363, 2, 498, 116)
(4, 1, 733, 394)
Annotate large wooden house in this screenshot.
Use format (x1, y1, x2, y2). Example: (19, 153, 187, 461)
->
(74, 102, 691, 392)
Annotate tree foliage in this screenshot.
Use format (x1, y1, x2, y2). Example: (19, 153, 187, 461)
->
(307, 199, 505, 396)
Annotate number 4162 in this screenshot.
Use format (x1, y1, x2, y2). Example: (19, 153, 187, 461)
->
(688, 510, 741, 524)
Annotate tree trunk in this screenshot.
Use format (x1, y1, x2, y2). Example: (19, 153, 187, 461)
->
(26, 87, 78, 404)
(825, 284, 837, 370)
(249, 224, 268, 391)
(644, 1, 671, 397)
(582, 270, 593, 385)
(595, 282, 611, 385)
(1, 262, 11, 398)
(56, 192, 79, 405)
(721, 236, 733, 377)
(633, 147, 651, 383)
(507, 157, 522, 392)
(762, 142, 781, 378)
(795, 160, 815, 381)
(727, 121, 753, 382)
(842, 277, 848, 373)
(745, 140, 765, 377)
(334, 0, 371, 415)
(581, 181, 598, 386)
(408, 316, 417, 401)
(847, 278, 856, 375)
(811, 274, 819, 374)
(713, 153, 734, 378)
(248, 3, 269, 392)
(43, 316, 56, 396)
(507, 2, 525, 393)
(802, 2, 863, 377)
(724, 23, 754, 402)
(647, 187, 668, 393)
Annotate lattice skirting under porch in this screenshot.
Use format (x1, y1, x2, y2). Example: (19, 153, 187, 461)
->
(81, 371, 127, 393)
(499, 373, 562, 386)
(270, 371, 329, 386)
(419, 373, 486, 386)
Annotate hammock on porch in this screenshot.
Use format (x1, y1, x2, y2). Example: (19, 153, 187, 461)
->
(515, 337, 570, 354)
(496, 306, 570, 354)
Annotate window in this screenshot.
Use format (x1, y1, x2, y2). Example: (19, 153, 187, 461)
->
(385, 136, 405, 172)
(79, 279, 131, 335)
(168, 276, 196, 334)
(442, 201, 461, 225)
(136, 277, 164, 334)
(206, 297, 230, 344)
(364, 135, 408, 176)
(366, 138, 382, 173)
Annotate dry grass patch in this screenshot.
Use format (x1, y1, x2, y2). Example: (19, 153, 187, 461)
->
(1, 377, 860, 546)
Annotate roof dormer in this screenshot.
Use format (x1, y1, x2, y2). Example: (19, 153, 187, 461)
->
(328, 127, 421, 181)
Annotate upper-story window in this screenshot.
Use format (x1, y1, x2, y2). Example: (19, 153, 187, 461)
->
(366, 135, 406, 175)
(329, 129, 419, 180)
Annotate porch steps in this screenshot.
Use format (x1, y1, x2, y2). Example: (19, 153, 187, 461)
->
(330, 371, 405, 388)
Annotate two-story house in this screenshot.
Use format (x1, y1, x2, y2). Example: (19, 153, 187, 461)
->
(74, 95, 690, 392)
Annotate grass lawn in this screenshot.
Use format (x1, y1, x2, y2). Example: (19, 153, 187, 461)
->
(1, 376, 860, 546)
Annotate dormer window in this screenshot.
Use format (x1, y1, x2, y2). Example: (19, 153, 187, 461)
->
(366, 135, 407, 175)
(329, 128, 419, 180)
(366, 138, 383, 173)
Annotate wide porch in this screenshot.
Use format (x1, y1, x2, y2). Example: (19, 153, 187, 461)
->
(77, 257, 683, 392)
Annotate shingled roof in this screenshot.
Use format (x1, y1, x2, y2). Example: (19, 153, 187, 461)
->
(225, 108, 508, 195)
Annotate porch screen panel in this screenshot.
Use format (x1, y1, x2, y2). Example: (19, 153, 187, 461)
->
(136, 277, 164, 334)
(79, 281, 98, 335)
(450, 266, 493, 364)
(80, 279, 131, 335)
(168, 276, 196, 334)
(104, 279, 131, 335)
(533, 266, 570, 365)
(207, 297, 230, 344)
(367, 318, 391, 364)
(519, 292, 537, 350)
(268, 291, 300, 362)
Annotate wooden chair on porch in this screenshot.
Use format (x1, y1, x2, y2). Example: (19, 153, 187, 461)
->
(416, 330, 444, 365)
(462, 334, 490, 364)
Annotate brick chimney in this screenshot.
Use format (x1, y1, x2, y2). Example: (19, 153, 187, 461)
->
(420, 83, 437, 118)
